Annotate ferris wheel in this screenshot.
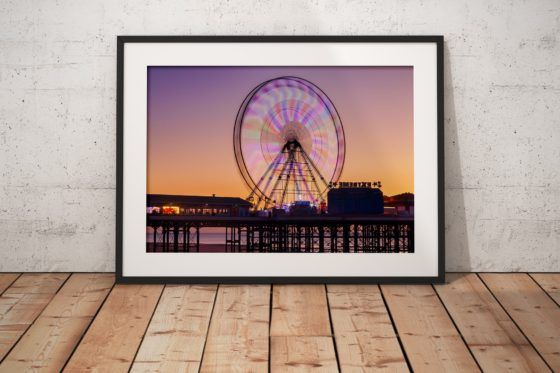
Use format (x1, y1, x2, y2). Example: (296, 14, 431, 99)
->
(234, 76, 345, 210)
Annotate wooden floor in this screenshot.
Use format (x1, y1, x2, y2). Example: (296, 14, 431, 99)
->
(0, 274, 558, 372)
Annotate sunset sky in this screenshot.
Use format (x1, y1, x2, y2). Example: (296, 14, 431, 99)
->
(147, 66, 413, 197)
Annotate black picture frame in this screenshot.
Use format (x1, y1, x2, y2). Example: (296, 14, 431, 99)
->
(116, 35, 444, 284)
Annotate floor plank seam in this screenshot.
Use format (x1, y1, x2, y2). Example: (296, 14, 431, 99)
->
(476, 273, 555, 372)
(127, 284, 166, 373)
(0, 273, 71, 365)
(527, 273, 560, 308)
(59, 278, 117, 372)
(431, 283, 483, 372)
(0, 273, 21, 297)
(324, 285, 341, 373)
(197, 283, 220, 373)
(378, 285, 413, 373)
(268, 284, 273, 373)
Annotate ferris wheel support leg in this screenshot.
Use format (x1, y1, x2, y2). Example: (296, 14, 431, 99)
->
(255, 152, 287, 210)
(267, 149, 292, 208)
(279, 151, 296, 206)
(292, 157, 300, 199)
(294, 155, 314, 202)
(300, 147, 330, 193)
(297, 148, 324, 204)
(247, 149, 286, 210)
(247, 153, 278, 198)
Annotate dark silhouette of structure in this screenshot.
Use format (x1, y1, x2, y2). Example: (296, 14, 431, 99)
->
(146, 215, 413, 253)
(384, 192, 415, 215)
(328, 187, 384, 215)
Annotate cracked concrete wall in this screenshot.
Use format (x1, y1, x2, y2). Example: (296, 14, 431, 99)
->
(1, 0, 558, 271)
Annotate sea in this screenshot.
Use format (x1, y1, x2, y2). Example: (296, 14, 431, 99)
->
(146, 226, 227, 244)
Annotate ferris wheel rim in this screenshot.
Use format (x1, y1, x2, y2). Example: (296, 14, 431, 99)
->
(233, 76, 346, 202)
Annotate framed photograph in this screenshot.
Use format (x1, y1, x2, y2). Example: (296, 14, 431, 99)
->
(117, 36, 444, 283)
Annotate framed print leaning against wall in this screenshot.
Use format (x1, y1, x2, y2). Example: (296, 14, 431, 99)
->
(116, 36, 444, 283)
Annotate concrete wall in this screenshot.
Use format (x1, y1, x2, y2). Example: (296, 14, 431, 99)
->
(1, 0, 558, 271)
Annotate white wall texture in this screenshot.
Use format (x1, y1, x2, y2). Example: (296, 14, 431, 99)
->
(0, 0, 558, 272)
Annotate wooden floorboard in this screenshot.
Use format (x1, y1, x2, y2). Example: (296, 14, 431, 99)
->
(63, 284, 163, 372)
(271, 335, 337, 373)
(530, 273, 560, 306)
(0, 274, 19, 296)
(131, 285, 217, 373)
(0, 272, 558, 372)
(199, 285, 270, 372)
(327, 285, 408, 372)
(381, 284, 480, 372)
(0, 273, 69, 362)
(271, 285, 338, 372)
(435, 273, 550, 372)
(271, 285, 331, 337)
(480, 273, 560, 371)
(0, 274, 114, 373)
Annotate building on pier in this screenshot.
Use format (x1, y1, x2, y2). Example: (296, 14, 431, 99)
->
(327, 187, 384, 215)
(384, 192, 415, 216)
(147, 194, 251, 217)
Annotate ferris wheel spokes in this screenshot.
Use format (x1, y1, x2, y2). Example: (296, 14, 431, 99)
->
(234, 77, 345, 211)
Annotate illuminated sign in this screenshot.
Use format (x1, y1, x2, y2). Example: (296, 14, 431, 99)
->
(146, 207, 161, 214)
(328, 181, 382, 189)
(162, 206, 180, 214)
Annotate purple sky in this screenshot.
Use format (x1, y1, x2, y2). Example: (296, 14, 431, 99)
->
(147, 66, 413, 197)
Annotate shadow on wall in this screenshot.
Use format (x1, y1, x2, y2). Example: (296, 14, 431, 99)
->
(444, 42, 471, 272)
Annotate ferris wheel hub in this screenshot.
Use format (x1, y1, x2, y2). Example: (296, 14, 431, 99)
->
(283, 139, 301, 151)
(282, 121, 302, 142)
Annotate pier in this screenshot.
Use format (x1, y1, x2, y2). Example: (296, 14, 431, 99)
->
(147, 215, 414, 253)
